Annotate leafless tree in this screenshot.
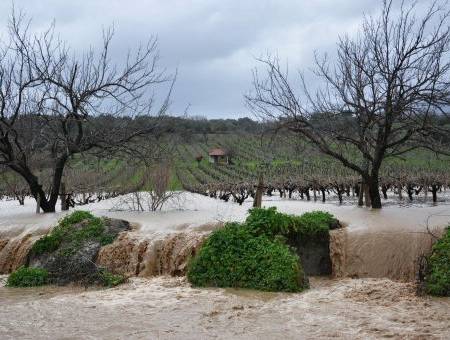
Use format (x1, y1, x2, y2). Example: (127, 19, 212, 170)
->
(0, 166, 29, 204)
(145, 162, 176, 211)
(0, 10, 172, 212)
(247, 0, 450, 208)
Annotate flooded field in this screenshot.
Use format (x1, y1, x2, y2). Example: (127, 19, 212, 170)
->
(0, 276, 449, 339)
(1, 191, 449, 238)
(1, 192, 449, 281)
(0, 192, 449, 339)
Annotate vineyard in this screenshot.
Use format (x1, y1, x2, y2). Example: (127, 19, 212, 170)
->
(174, 134, 450, 205)
(0, 158, 144, 208)
(1, 133, 449, 208)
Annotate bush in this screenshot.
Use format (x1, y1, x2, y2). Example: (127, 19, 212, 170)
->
(31, 211, 109, 256)
(245, 207, 335, 240)
(6, 267, 48, 287)
(99, 270, 126, 288)
(294, 211, 335, 240)
(187, 223, 306, 292)
(59, 210, 96, 228)
(245, 207, 292, 238)
(425, 227, 450, 296)
(31, 233, 61, 255)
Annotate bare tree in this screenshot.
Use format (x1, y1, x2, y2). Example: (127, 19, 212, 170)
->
(247, 0, 450, 208)
(0, 10, 172, 212)
(0, 167, 29, 204)
(146, 162, 175, 211)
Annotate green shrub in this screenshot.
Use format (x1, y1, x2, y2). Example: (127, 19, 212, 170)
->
(245, 207, 292, 238)
(6, 267, 48, 287)
(31, 211, 110, 256)
(245, 207, 335, 240)
(99, 234, 116, 246)
(59, 210, 95, 228)
(31, 233, 61, 255)
(425, 227, 450, 296)
(187, 223, 305, 292)
(99, 270, 126, 288)
(295, 211, 335, 239)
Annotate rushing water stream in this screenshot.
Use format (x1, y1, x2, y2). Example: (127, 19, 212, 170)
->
(0, 193, 449, 338)
(1, 276, 449, 339)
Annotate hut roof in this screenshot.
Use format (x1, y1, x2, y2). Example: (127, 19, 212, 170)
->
(208, 148, 227, 156)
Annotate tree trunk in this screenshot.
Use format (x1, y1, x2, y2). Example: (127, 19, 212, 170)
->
(60, 182, 69, 211)
(17, 195, 25, 205)
(8, 156, 68, 213)
(407, 185, 414, 201)
(337, 188, 343, 204)
(253, 174, 264, 208)
(36, 195, 41, 214)
(46, 155, 68, 211)
(358, 183, 364, 206)
(26, 174, 55, 213)
(381, 185, 388, 199)
(398, 185, 403, 200)
(364, 184, 371, 207)
(368, 176, 381, 209)
(431, 185, 438, 203)
(321, 188, 326, 202)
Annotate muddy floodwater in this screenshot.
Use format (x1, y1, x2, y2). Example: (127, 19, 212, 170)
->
(1, 193, 449, 339)
(0, 276, 449, 340)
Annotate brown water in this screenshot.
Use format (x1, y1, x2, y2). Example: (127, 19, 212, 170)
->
(0, 275, 99, 304)
(0, 215, 449, 339)
(96, 231, 207, 277)
(1, 192, 449, 280)
(330, 226, 444, 281)
(1, 221, 445, 283)
(0, 235, 37, 273)
(0, 276, 449, 339)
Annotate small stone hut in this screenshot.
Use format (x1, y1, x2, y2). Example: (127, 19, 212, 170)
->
(208, 148, 229, 165)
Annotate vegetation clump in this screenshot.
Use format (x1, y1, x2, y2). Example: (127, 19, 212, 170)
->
(245, 207, 336, 241)
(295, 211, 336, 238)
(188, 223, 306, 292)
(244, 207, 292, 238)
(15, 210, 130, 287)
(31, 211, 112, 257)
(98, 269, 126, 288)
(6, 266, 48, 287)
(424, 227, 450, 296)
(188, 207, 340, 289)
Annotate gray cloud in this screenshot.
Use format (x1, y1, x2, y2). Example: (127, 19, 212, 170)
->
(0, 1, 422, 118)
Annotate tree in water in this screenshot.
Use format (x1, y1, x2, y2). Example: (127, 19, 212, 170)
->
(0, 10, 173, 212)
(247, 0, 450, 208)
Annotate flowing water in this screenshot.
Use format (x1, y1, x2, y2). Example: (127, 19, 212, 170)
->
(0, 276, 449, 339)
(329, 226, 444, 281)
(0, 234, 37, 273)
(0, 210, 446, 281)
(0, 193, 449, 338)
(96, 230, 209, 277)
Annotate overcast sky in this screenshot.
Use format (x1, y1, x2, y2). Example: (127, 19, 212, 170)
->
(0, 1, 416, 118)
